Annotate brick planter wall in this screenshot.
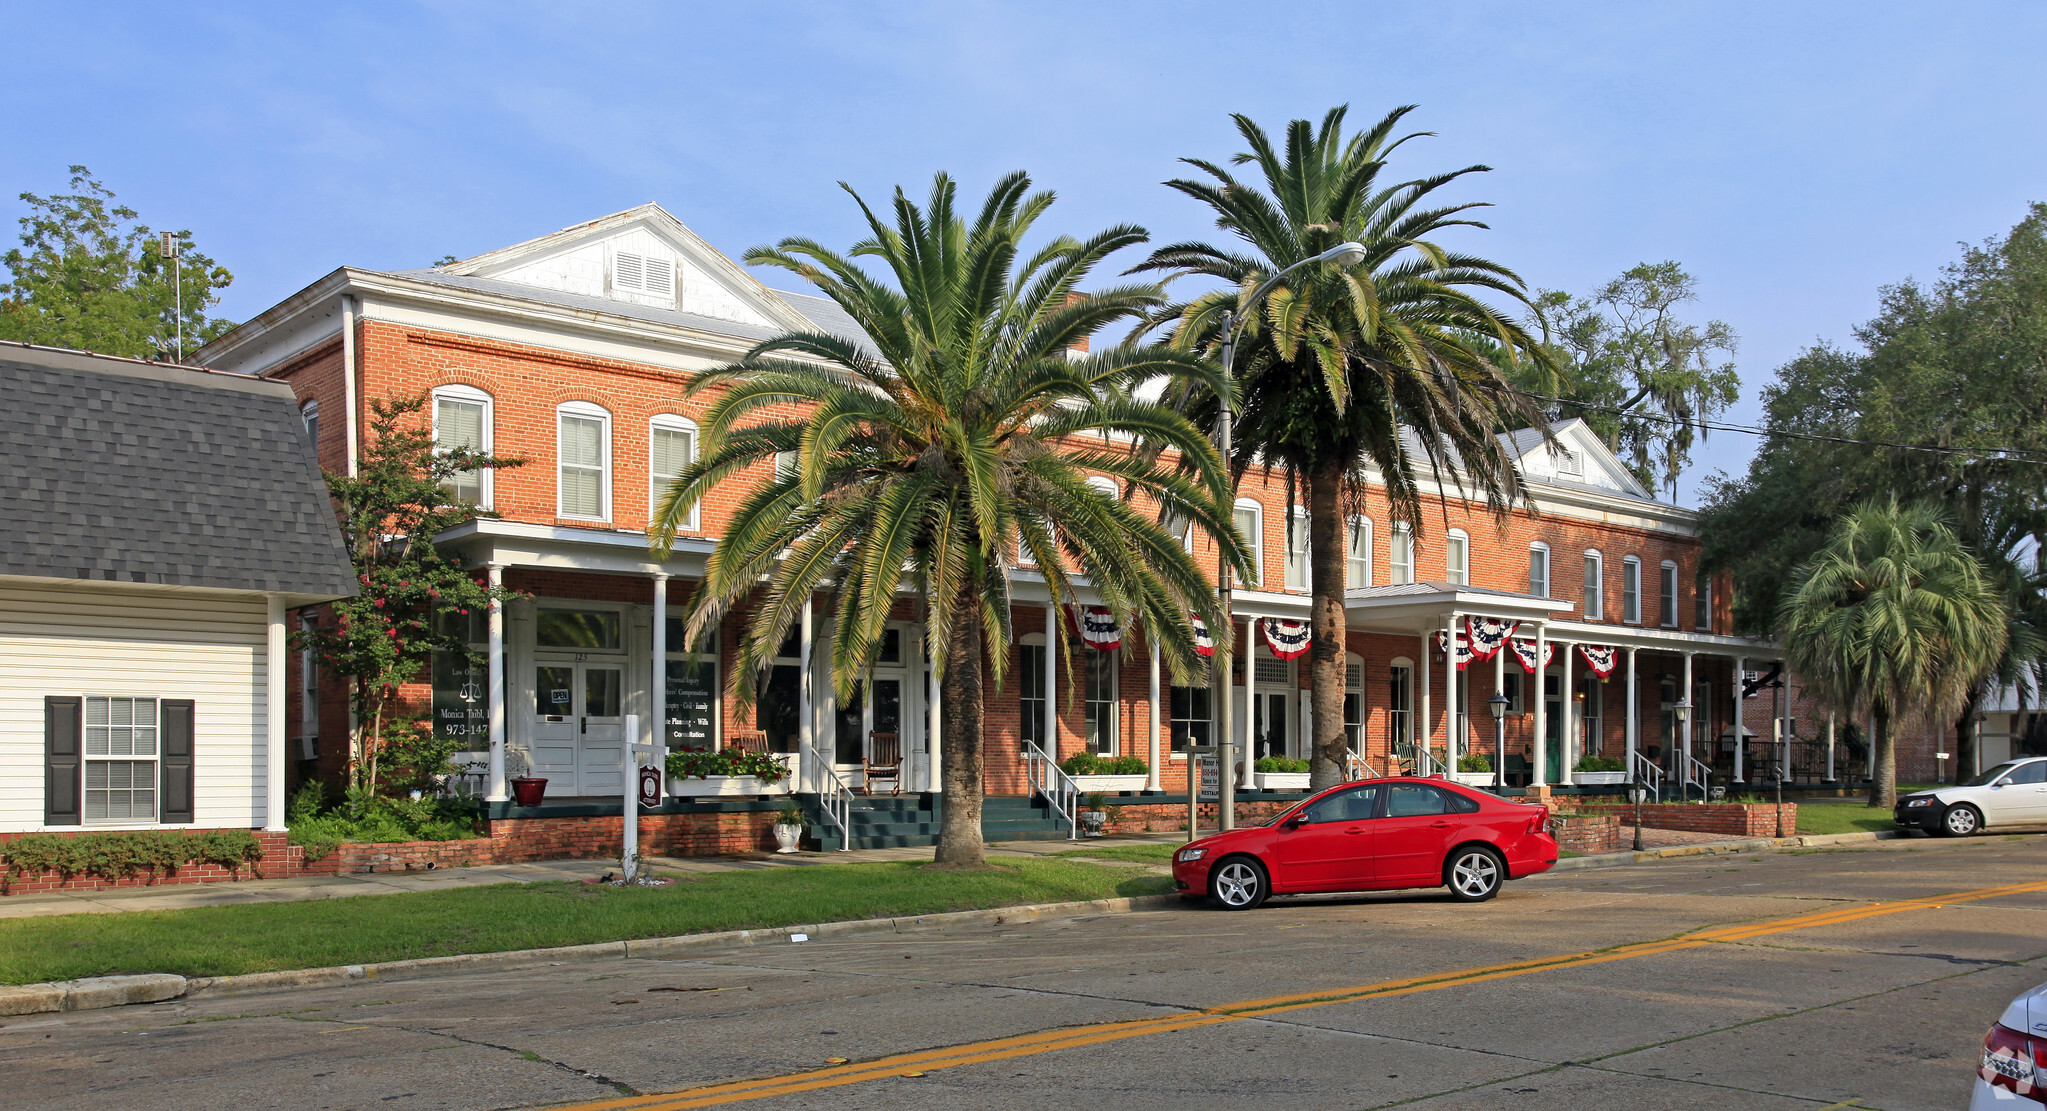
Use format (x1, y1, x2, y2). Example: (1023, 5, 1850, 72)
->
(0, 831, 304, 895)
(1552, 814, 1621, 855)
(1579, 801, 1795, 838)
(1099, 799, 1296, 835)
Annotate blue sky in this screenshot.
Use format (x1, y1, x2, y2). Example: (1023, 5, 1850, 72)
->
(4, 1, 2042, 504)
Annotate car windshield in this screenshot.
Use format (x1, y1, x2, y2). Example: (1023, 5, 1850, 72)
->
(1962, 762, 2022, 788)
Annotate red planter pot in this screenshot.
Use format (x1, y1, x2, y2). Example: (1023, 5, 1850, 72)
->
(510, 777, 548, 807)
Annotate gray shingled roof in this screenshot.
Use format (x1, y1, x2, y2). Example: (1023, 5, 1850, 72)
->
(0, 343, 356, 598)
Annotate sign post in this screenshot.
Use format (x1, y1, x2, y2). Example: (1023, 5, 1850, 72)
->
(620, 714, 652, 882)
(1187, 743, 1219, 842)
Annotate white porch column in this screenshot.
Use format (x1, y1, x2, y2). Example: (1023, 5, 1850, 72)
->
(1493, 643, 1507, 788)
(1681, 650, 1696, 797)
(1418, 628, 1432, 774)
(1732, 656, 1746, 783)
(1147, 636, 1162, 791)
(1245, 617, 1259, 770)
(651, 573, 668, 756)
(1624, 647, 1639, 775)
(799, 597, 814, 791)
(926, 634, 942, 794)
(265, 594, 287, 832)
(1044, 603, 1059, 758)
(486, 561, 507, 802)
(1443, 613, 1459, 775)
(1531, 623, 1548, 786)
(1559, 638, 1575, 785)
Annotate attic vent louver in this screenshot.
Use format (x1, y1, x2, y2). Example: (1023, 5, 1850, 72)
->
(1555, 449, 1582, 477)
(613, 250, 674, 299)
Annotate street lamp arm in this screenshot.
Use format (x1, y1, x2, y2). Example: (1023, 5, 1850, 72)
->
(1225, 241, 1368, 354)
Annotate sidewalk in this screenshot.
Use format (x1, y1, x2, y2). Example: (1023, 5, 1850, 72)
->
(0, 834, 1189, 919)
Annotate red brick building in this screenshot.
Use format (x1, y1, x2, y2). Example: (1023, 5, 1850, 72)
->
(196, 205, 1831, 849)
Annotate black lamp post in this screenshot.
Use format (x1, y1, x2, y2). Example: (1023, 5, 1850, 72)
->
(1488, 691, 1510, 793)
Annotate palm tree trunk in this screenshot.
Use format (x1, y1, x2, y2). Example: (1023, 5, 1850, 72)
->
(1306, 458, 1349, 791)
(1953, 685, 1982, 786)
(934, 596, 987, 866)
(1869, 706, 1896, 809)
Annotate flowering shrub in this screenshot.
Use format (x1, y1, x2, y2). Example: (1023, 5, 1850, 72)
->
(666, 746, 791, 782)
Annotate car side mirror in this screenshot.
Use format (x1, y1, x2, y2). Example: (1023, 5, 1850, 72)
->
(1283, 812, 1308, 829)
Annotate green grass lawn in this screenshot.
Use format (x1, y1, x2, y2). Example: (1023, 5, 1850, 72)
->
(1051, 843, 1179, 864)
(0, 858, 1171, 986)
(1795, 804, 1900, 837)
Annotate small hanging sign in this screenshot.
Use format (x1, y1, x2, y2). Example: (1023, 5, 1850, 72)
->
(1066, 605, 1122, 651)
(637, 763, 664, 810)
(1510, 638, 1556, 674)
(1262, 618, 1311, 660)
(1577, 644, 1618, 679)
(1190, 613, 1214, 658)
(1465, 616, 1518, 661)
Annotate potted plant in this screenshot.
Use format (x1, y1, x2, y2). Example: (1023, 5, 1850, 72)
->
(1251, 755, 1311, 790)
(666, 746, 795, 797)
(1572, 755, 1629, 786)
(1059, 752, 1150, 793)
(506, 751, 547, 807)
(1453, 752, 1495, 786)
(1078, 792, 1109, 837)
(772, 801, 805, 854)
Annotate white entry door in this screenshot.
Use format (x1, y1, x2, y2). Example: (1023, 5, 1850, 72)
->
(530, 660, 625, 796)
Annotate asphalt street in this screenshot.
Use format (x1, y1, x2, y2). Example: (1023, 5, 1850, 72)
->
(5, 834, 2044, 1111)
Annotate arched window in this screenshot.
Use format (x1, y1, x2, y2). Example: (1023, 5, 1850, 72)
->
(300, 399, 320, 449)
(1343, 651, 1365, 752)
(1234, 499, 1264, 587)
(1018, 632, 1047, 752)
(1346, 517, 1373, 589)
(556, 401, 611, 520)
(1622, 556, 1642, 623)
(1388, 656, 1415, 754)
(1529, 542, 1551, 598)
(649, 414, 699, 530)
(434, 385, 493, 506)
(1583, 550, 1604, 620)
(1445, 528, 1470, 586)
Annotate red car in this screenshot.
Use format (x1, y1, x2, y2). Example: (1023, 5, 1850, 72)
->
(1171, 777, 1559, 909)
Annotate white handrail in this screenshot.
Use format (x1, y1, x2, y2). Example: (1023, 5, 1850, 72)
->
(803, 743, 854, 850)
(1345, 751, 1386, 781)
(1681, 754, 1713, 801)
(1629, 750, 1665, 803)
(1022, 741, 1079, 839)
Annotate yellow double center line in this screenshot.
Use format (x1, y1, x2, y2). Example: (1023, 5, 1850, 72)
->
(564, 877, 2047, 1110)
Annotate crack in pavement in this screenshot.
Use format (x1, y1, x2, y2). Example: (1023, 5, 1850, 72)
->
(366, 1021, 643, 1099)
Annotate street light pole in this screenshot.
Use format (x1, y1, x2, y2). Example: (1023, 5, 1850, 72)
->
(1209, 242, 1368, 830)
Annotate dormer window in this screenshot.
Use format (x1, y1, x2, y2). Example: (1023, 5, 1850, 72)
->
(1554, 448, 1582, 477)
(612, 250, 675, 299)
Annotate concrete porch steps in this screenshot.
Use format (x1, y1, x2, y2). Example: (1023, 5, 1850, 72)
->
(800, 793, 1075, 850)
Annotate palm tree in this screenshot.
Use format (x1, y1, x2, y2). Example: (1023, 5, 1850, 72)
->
(1950, 512, 2047, 782)
(1779, 500, 2008, 808)
(1134, 106, 1552, 790)
(650, 172, 1246, 866)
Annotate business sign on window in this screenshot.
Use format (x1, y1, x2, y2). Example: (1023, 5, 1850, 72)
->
(431, 650, 488, 744)
(666, 659, 717, 750)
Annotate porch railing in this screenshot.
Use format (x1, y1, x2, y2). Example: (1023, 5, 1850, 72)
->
(1681, 753, 1714, 801)
(1629, 749, 1665, 803)
(1345, 751, 1387, 781)
(803, 743, 854, 850)
(1022, 740, 1079, 839)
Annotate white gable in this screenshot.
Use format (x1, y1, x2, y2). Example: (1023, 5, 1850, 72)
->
(444, 206, 803, 332)
(1512, 420, 1652, 499)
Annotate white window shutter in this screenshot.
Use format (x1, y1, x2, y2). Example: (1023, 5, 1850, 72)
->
(614, 252, 645, 293)
(644, 255, 674, 297)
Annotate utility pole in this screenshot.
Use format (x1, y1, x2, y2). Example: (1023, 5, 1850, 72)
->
(1215, 310, 1237, 830)
(159, 232, 184, 363)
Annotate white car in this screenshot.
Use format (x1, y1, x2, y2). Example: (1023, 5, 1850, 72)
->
(1894, 757, 2047, 836)
(1972, 979, 2046, 1107)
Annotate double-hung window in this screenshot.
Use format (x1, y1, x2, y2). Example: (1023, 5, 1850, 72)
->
(1346, 517, 1372, 588)
(434, 385, 492, 506)
(1660, 561, 1679, 628)
(1583, 551, 1604, 619)
(557, 402, 611, 520)
(1234, 501, 1263, 587)
(1696, 572, 1714, 631)
(1622, 556, 1642, 623)
(1529, 543, 1551, 598)
(1390, 523, 1414, 585)
(1284, 507, 1310, 591)
(1445, 529, 1469, 586)
(84, 696, 157, 823)
(649, 416, 698, 529)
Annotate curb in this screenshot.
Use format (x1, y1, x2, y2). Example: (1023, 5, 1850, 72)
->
(1551, 829, 1906, 872)
(0, 973, 186, 1017)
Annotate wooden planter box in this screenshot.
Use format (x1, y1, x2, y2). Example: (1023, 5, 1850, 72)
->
(668, 774, 792, 797)
(1070, 774, 1149, 793)
(1251, 772, 1310, 790)
(1573, 771, 1629, 786)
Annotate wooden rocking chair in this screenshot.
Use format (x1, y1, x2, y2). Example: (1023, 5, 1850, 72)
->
(864, 732, 902, 796)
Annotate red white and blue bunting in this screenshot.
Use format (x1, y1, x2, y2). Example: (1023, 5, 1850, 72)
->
(1262, 618, 1311, 660)
(1577, 644, 1618, 679)
(1433, 628, 1476, 671)
(1465, 616, 1518, 661)
(1510, 638, 1556, 674)
(1190, 613, 1215, 658)
(1066, 605, 1122, 652)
